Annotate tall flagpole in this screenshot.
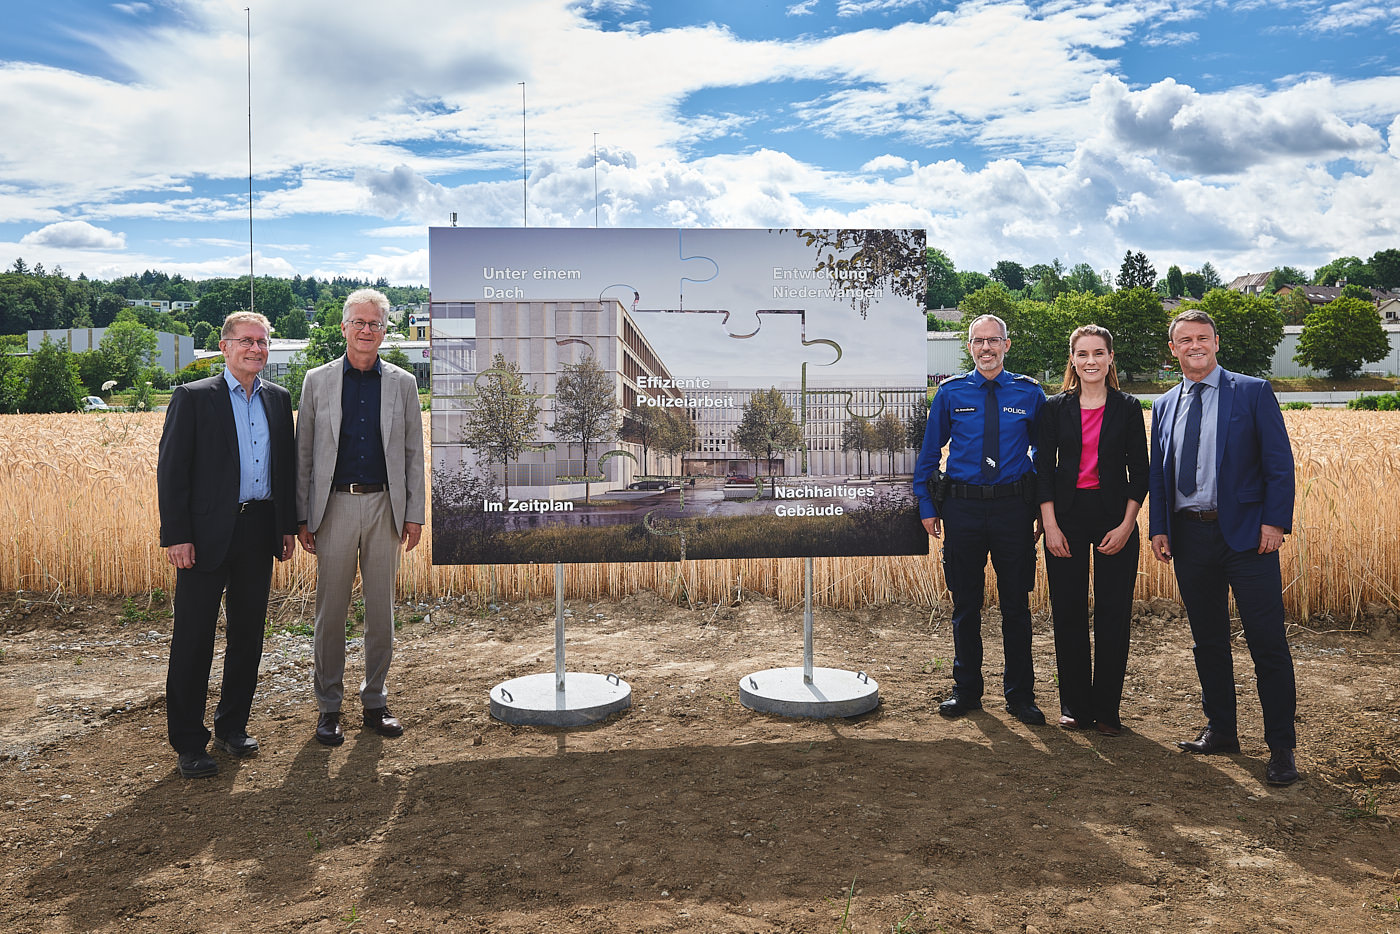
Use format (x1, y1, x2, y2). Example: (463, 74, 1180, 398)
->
(245, 7, 255, 312)
(593, 132, 599, 227)
(519, 82, 527, 227)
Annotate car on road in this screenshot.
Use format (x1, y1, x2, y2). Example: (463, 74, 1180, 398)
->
(628, 479, 669, 491)
(725, 473, 754, 484)
(81, 396, 110, 411)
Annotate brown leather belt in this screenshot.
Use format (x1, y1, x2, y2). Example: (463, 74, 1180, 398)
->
(1177, 509, 1218, 521)
(333, 483, 386, 494)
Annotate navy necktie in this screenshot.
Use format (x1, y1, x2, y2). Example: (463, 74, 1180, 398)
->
(982, 380, 999, 483)
(1177, 381, 1204, 497)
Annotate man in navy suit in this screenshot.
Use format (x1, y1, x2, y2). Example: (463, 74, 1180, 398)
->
(1148, 309, 1299, 786)
(158, 311, 297, 779)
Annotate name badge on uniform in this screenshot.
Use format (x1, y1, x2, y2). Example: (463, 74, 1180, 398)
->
(953, 406, 975, 414)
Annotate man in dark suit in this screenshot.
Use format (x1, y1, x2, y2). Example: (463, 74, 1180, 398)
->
(158, 311, 297, 779)
(1148, 309, 1299, 786)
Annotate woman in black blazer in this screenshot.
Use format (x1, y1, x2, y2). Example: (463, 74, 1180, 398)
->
(1035, 325, 1148, 735)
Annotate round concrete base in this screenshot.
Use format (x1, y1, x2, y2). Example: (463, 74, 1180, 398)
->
(739, 667, 880, 719)
(489, 672, 632, 727)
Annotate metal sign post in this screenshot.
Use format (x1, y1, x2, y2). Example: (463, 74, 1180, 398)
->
(740, 556, 880, 718)
(490, 563, 632, 726)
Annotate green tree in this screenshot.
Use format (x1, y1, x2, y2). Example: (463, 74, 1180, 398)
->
(1265, 266, 1309, 294)
(1369, 248, 1400, 291)
(905, 394, 930, 450)
(1198, 262, 1222, 291)
(75, 349, 113, 396)
(1097, 287, 1169, 380)
(1294, 297, 1389, 379)
(380, 344, 414, 381)
(654, 408, 697, 476)
(989, 260, 1026, 292)
(1165, 265, 1185, 298)
(1064, 263, 1108, 296)
(924, 247, 963, 309)
(0, 353, 28, 413)
(623, 404, 664, 476)
(305, 322, 346, 365)
(98, 317, 159, 389)
(552, 354, 619, 503)
(732, 387, 803, 480)
(1277, 288, 1313, 326)
(957, 270, 991, 295)
(21, 336, 84, 413)
(276, 309, 310, 339)
(1027, 260, 1068, 302)
(873, 410, 906, 476)
(1182, 271, 1206, 299)
(1340, 283, 1373, 302)
(841, 415, 874, 478)
(1184, 290, 1283, 378)
(461, 353, 543, 500)
(190, 320, 214, 348)
(1312, 256, 1375, 288)
(786, 228, 927, 318)
(1117, 251, 1157, 291)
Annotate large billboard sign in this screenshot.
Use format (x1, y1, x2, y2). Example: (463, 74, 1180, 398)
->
(428, 227, 930, 564)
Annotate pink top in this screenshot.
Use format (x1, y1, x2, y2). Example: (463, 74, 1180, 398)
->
(1077, 405, 1104, 489)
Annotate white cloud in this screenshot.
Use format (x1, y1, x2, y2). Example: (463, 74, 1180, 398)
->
(20, 221, 126, 250)
(787, 1, 821, 15)
(1091, 74, 1383, 175)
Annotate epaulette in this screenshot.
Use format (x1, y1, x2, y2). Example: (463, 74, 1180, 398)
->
(1012, 373, 1040, 385)
(936, 372, 966, 387)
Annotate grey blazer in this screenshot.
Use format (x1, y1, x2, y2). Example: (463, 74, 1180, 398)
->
(296, 356, 425, 536)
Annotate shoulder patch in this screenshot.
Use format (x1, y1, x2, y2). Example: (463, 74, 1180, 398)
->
(1012, 373, 1040, 385)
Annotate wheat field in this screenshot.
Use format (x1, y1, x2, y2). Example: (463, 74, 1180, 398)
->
(4, 409, 1394, 622)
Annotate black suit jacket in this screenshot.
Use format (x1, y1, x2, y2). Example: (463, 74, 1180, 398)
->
(157, 374, 297, 570)
(1034, 389, 1148, 520)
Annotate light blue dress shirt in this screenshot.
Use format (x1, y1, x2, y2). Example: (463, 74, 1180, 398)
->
(1171, 366, 1221, 512)
(222, 367, 272, 503)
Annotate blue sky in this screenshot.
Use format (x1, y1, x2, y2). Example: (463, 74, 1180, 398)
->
(2, 0, 1397, 286)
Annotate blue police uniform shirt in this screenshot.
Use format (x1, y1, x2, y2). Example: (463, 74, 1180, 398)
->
(912, 368, 1045, 519)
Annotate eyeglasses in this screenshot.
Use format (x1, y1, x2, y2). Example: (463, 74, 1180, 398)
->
(227, 338, 269, 350)
(969, 336, 1005, 347)
(346, 319, 386, 332)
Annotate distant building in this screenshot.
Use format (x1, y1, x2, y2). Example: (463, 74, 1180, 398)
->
(1275, 283, 1400, 308)
(27, 327, 194, 374)
(1226, 272, 1272, 295)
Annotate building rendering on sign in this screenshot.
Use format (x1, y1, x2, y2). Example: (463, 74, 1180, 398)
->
(431, 297, 922, 498)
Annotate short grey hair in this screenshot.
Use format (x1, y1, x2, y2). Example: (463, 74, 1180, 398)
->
(342, 288, 390, 325)
(966, 314, 1008, 340)
(220, 310, 272, 339)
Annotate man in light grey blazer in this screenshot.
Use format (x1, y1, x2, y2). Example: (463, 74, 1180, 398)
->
(297, 288, 425, 746)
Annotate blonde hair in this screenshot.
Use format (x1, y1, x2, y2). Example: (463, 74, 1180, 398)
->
(220, 310, 273, 339)
(1061, 324, 1120, 393)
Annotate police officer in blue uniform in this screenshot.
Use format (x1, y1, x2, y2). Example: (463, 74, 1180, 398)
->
(913, 313, 1047, 725)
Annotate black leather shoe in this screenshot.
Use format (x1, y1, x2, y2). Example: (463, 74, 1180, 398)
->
(1177, 727, 1241, 754)
(1266, 749, 1300, 786)
(177, 751, 218, 779)
(1008, 701, 1047, 726)
(213, 731, 259, 757)
(363, 706, 404, 737)
(316, 712, 344, 747)
(938, 694, 982, 717)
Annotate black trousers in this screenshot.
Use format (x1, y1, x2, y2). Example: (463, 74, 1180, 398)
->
(1170, 513, 1297, 750)
(1043, 489, 1138, 727)
(166, 503, 275, 755)
(940, 494, 1038, 704)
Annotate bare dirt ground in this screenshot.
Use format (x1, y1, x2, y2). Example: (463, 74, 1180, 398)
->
(2, 588, 1398, 933)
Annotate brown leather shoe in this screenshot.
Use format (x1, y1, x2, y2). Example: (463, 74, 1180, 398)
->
(315, 711, 344, 747)
(1058, 715, 1090, 730)
(1177, 727, 1240, 754)
(363, 706, 404, 737)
